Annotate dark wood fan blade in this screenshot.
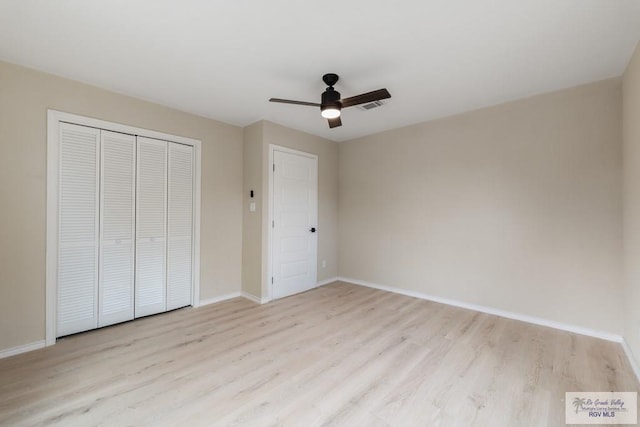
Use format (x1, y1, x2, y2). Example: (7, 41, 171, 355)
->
(340, 89, 391, 108)
(269, 98, 321, 107)
(328, 116, 342, 128)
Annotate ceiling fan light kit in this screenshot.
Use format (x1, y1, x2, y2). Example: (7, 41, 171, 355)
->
(269, 73, 391, 128)
(321, 105, 341, 119)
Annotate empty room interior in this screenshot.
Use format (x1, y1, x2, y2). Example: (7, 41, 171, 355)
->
(2, 1, 640, 426)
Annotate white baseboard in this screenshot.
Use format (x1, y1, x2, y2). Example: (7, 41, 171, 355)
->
(621, 338, 640, 383)
(198, 292, 241, 307)
(0, 340, 45, 359)
(316, 277, 339, 287)
(242, 278, 337, 305)
(337, 277, 622, 343)
(242, 291, 270, 304)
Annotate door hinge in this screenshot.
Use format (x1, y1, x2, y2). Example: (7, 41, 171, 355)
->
(271, 276, 274, 284)
(273, 163, 275, 172)
(272, 220, 274, 228)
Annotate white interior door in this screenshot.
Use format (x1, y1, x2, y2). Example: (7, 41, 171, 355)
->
(57, 123, 100, 336)
(167, 143, 193, 310)
(272, 149, 318, 299)
(99, 130, 135, 327)
(135, 137, 167, 318)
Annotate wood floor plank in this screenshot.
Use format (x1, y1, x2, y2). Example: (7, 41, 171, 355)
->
(0, 281, 637, 426)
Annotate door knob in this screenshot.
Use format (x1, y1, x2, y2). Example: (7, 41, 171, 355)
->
(310, 227, 316, 233)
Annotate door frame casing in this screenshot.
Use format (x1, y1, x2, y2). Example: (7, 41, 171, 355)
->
(267, 144, 318, 302)
(46, 110, 202, 346)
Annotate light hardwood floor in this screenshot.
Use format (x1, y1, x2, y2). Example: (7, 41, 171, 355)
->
(0, 282, 638, 426)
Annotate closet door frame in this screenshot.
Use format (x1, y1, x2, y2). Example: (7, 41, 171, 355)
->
(46, 110, 202, 346)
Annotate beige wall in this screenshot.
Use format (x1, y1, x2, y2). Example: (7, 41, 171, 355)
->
(240, 120, 338, 300)
(0, 61, 243, 351)
(623, 42, 640, 368)
(242, 122, 264, 297)
(339, 79, 623, 334)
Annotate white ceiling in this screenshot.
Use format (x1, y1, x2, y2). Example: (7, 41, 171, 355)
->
(1, 1, 639, 141)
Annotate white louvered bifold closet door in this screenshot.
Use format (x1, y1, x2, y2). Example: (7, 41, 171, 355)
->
(167, 143, 193, 310)
(57, 123, 100, 337)
(135, 137, 167, 318)
(99, 131, 135, 327)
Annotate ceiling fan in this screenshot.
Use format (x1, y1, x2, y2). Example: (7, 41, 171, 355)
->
(269, 73, 391, 128)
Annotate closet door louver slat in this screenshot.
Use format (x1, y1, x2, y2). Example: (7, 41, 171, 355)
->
(167, 143, 194, 310)
(135, 137, 168, 318)
(99, 131, 136, 327)
(57, 123, 100, 337)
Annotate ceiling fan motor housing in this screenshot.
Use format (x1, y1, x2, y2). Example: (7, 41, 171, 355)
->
(321, 88, 342, 118)
(321, 73, 341, 111)
(321, 88, 341, 107)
